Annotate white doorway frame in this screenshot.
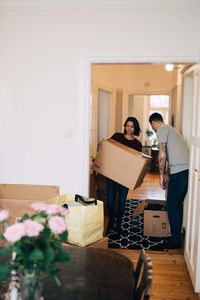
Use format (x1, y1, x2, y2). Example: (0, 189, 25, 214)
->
(82, 55, 199, 197)
(182, 64, 200, 292)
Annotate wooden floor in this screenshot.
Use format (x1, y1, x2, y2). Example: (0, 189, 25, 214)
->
(105, 172, 199, 300)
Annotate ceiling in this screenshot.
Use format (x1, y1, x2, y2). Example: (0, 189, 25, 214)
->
(1, 0, 200, 8)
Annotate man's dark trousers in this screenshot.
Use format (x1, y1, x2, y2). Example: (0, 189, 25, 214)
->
(166, 169, 189, 245)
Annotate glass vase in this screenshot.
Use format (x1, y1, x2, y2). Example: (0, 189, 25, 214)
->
(19, 271, 43, 300)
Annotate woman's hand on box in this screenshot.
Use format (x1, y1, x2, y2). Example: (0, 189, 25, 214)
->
(98, 139, 104, 149)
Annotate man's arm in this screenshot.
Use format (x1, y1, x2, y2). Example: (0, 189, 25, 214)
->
(158, 142, 167, 189)
(164, 162, 170, 190)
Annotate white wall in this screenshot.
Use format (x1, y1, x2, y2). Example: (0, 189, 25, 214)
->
(0, 0, 199, 195)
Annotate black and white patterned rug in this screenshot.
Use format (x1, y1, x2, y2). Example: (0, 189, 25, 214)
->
(108, 199, 168, 251)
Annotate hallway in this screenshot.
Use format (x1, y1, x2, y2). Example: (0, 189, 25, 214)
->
(107, 172, 198, 299)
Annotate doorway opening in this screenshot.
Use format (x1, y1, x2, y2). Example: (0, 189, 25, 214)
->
(88, 62, 195, 227)
(85, 60, 200, 293)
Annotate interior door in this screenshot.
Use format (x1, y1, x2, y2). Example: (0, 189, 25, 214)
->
(184, 64, 200, 292)
(89, 82, 115, 171)
(97, 90, 112, 144)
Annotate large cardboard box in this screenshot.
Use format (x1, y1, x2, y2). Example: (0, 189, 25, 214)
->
(143, 199, 169, 237)
(63, 237, 108, 249)
(93, 139, 151, 190)
(0, 183, 59, 225)
(87, 236, 108, 249)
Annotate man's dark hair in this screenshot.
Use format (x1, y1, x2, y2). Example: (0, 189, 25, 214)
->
(124, 117, 141, 136)
(149, 112, 163, 123)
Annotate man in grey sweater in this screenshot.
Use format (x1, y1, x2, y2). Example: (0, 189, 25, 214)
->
(149, 112, 189, 249)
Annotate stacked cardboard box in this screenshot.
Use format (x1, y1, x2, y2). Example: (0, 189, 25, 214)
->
(143, 199, 169, 237)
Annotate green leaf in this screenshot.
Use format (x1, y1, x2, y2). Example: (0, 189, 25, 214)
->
(2, 221, 9, 228)
(33, 215, 47, 225)
(0, 245, 10, 256)
(58, 231, 68, 242)
(0, 263, 10, 281)
(40, 211, 47, 217)
(21, 213, 29, 221)
(43, 247, 56, 271)
(56, 249, 70, 263)
(51, 239, 61, 249)
(53, 274, 61, 286)
(13, 245, 22, 256)
(40, 227, 51, 240)
(47, 266, 62, 282)
(44, 246, 55, 262)
(18, 265, 25, 272)
(0, 232, 4, 241)
(29, 248, 44, 261)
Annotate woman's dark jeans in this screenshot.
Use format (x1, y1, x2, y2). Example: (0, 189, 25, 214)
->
(166, 169, 189, 244)
(106, 178, 129, 230)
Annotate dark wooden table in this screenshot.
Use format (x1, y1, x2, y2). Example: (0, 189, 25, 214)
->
(44, 246, 134, 300)
(0, 246, 134, 300)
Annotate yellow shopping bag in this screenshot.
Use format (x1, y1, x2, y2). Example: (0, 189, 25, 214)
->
(46, 194, 104, 246)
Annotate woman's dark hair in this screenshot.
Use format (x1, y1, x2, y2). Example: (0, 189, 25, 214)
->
(123, 117, 141, 136)
(149, 112, 163, 123)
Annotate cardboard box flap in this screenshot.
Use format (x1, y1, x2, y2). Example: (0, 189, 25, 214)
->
(134, 159, 151, 189)
(0, 184, 60, 225)
(0, 184, 59, 200)
(145, 199, 166, 209)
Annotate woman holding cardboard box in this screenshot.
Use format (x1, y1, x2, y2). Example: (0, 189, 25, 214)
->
(105, 117, 142, 237)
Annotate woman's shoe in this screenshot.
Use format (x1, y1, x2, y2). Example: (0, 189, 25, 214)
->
(105, 221, 114, 236)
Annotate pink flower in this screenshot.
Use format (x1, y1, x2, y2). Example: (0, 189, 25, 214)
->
(23, 219, 44, 237)
(48, 216, 66, 234)
(30, 202, 48, 212)
(0, 209, 9, 222)
(59, 207, 68, 216)
(46, 204, 62, 215)
(4, 223, 25, 243)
